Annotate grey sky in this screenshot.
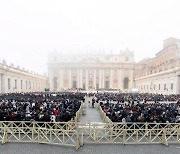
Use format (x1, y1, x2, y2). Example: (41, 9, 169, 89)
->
(0, 0, 180, 74)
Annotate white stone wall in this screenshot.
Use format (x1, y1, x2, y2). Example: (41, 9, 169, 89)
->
(135, 67, 180, 94)
(0, 63, 48, 93)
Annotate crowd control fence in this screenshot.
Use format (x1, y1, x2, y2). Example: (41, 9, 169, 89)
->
(0, 121, 179, 150)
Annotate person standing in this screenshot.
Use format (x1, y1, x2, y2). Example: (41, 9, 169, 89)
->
(92, 98, 95, 108)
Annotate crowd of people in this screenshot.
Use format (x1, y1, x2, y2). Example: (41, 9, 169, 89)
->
(95, 93, 180, 123)
(0, 91, 180, 123)
(0, 92, 85, 122)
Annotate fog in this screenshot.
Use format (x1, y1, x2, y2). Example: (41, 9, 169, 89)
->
(0, 0, 180, 74)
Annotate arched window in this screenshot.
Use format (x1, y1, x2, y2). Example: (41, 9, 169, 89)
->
(53, 77, 58, 91)
(123, 77, 129, 89)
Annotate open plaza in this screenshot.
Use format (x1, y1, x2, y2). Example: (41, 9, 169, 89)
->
(0, 37, 180, 153)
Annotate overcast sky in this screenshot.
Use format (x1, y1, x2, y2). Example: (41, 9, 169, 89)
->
(0, 0, 180, 74)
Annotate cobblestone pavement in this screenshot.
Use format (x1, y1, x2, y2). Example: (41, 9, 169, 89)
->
(0, 143, 179, 154)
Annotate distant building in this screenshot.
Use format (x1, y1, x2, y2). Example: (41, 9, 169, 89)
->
(48, 37, 180, 94)
(0, 61, 48, 93)
(135, 37, 180, 94)
(48, 49, 135, 92)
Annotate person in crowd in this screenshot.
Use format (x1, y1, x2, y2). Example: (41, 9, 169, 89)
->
(92, 98, 95, 108)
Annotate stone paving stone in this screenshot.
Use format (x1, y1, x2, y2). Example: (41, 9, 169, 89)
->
(0, 143, 179, 154)
(79, 96, 104, 123)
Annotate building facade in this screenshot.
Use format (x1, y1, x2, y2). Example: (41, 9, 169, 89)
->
(48, 37, 180, 94)
(48, 49, 135, 92)
(0, 60, 48, 93)
(134, 37, 180, 94)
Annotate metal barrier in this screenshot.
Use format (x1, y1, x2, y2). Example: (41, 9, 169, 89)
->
(0, 121, 179, 149)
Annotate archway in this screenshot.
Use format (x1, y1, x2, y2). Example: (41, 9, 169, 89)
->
(123, 77, 129, 89)
(53, 77, 58, 91)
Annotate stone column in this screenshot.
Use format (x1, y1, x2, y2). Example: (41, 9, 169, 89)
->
(99, 69, 102, 89)
(119, 69, 122, 90)
(94, 69, 96, 89)
(77, 69, 80, 88)
(0, 74, 1, 93)
(86, 69, 88, 90)
(59, 69, 63, 91)
(102, 69, 104, 89)
(69, 69, 72, 89)
(79, 69, 82, 89)
(176, 75, 180, 94)
(110, 69, 113, 89)
(51, 72, 54, 91)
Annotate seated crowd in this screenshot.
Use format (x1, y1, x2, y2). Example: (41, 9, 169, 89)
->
(95, 93, 179, 102)
(0, 92, 179, 123)
(0, 92, 85, 122)
(96, 93, 180, 123)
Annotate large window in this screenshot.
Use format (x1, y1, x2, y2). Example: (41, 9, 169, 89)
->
(72, 81, 77, 88)
(8, 78, 11, 89)
(96, 83, 99, 90)
(21, 80, 23, 89)
(29, 81, 31, 89)
(164, 84, 166, 90)
(26, 81, 28, 89)
(125, 57, 129, 61)
(171, 83, 173, 90)
(123, 77, 129, 89)
(83, 83, 86, 90)
(105, 81, 109, 89)
(15, 79, 17, 89)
